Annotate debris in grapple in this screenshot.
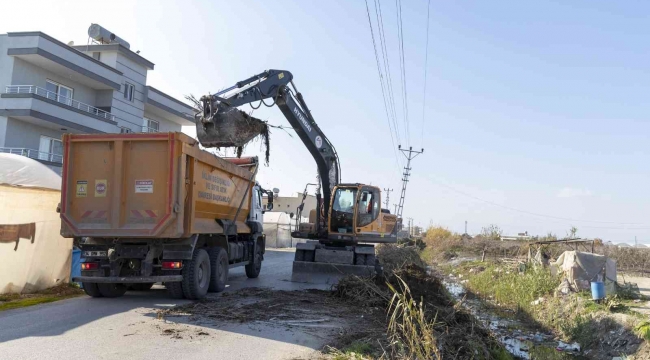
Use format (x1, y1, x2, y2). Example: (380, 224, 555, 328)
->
(188, 94, 271, 164)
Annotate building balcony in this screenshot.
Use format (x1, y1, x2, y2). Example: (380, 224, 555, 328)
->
(0, 147, 62, 165)
(144, 86, 195, 126)
(1, 85, 118, 134)
(6, 32, 123, 90)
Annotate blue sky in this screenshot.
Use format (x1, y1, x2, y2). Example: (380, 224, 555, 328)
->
(3, 0, 650, 243)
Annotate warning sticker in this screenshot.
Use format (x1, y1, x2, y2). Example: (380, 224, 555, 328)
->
(95, 179, 107, 197)
(76, 180, 88, 197)
(135, 179, 154, 193)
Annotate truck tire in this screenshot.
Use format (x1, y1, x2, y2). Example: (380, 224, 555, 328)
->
(208, 247, 228, 293)
(166, 282, 184, 299)
(97, 283, 127, 298)
(82, 282, 103, 298)
(245, 245, 263, 278)
(182, 248, 211, 300)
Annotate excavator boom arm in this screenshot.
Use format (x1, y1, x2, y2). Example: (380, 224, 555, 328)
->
(199, 70, 340, 232)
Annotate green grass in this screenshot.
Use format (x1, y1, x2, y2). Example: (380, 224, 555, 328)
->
(462, 264, 559, 312)
(0, 284, 84, 312)
(0, 296, 66, 311)
(328, 341, 376, 360)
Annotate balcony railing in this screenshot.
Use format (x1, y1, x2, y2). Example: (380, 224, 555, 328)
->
(142, 126, 159, 133)
(4, 85, 116, 121)
(0, 147, 63, 164)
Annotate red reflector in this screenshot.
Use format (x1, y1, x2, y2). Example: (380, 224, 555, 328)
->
(162, 261, 182, 270)
(81, 262, 99, 270)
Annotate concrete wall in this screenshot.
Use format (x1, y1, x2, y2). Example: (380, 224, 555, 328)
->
(11, 58, 97, 105)
(143, 110, 183, 132)
(0, 116, 7, 147)
(4, 117, 63, 149)
(0, 35, 15, 96)
(110, 52, 148, 132)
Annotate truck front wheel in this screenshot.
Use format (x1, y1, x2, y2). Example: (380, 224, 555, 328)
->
(182, 248, 211, 300)
(97, 283, 127, 298)
(245, 245, 262, 278)
(208, 247, 228, 293)
(82, 282, 103, 298)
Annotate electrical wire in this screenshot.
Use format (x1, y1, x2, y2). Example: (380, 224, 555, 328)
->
(396, 0, 410, 147)
(421, 0, 431, 148)
(364, 0, 402, 174)
(426, 174, 650, 229)
(375, 0, 403, 154)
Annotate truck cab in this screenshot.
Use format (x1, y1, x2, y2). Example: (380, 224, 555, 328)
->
(247, 184, 273, 233)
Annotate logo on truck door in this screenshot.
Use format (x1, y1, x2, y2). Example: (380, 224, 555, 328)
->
(95, 179, 107, 197)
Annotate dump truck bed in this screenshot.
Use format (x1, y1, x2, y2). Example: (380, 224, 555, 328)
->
(60, 132, 258, 239)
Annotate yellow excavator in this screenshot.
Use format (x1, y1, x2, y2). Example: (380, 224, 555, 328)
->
(196, 69, 399, 283)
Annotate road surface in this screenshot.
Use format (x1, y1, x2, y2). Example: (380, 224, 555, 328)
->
(0, 249, 334, 360)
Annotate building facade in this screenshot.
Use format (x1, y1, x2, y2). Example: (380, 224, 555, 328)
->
(0, 30, 195, 173)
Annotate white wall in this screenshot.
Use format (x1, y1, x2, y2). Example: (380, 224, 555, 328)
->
(11, 58, 97, 105)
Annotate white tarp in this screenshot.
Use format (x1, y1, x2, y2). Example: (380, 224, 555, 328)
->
(263, 212, 293, 248)
(0, 153, 61, 190)
(0, 155, 71, 294)
(552, 251, 616, 292)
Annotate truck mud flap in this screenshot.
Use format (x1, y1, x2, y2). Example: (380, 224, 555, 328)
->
(73, 275, 182, 284)
(290, 261, 375, 285)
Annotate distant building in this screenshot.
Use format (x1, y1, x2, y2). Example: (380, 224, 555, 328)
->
(501, 231, 532, 241)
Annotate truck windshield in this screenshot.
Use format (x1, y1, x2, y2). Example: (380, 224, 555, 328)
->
(332, 188, 357, 214)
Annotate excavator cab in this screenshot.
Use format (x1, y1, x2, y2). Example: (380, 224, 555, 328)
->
(328, 184, 398, 243)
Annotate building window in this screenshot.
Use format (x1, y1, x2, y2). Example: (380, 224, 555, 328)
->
(143, 118, 159, 133)
(92, 52, 101, 61)
(124, 82, 134, 102)
(39, 136, 63, 163)
(119, 126, 132, 134)
(45, 80, 73, 106)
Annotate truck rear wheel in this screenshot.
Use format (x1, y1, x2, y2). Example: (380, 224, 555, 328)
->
(166, 282, 184, 299)
(97, 283, 127, 298)
(208, 247, 228, 293)
(245, 246, 262, 278)
(182, 248, 211, 300)
(82, 282, 103, 298)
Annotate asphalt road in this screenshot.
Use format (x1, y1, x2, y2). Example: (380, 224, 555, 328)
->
(0, 249, 334, 360)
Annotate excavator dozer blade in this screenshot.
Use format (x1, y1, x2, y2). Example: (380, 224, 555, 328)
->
(291, 261, 376, 285)
(196, 107, 267, 148)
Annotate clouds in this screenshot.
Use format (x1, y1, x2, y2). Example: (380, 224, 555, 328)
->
(557, 187, 593, 198)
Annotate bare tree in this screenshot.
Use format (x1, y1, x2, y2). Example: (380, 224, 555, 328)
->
(480, 224, 502, 241)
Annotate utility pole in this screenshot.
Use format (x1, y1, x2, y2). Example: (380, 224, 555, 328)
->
(396, 145, 424, 220)
(465, 220, 468, 234)
(393, 204, 398, 214)
(383, 188, 393, 209)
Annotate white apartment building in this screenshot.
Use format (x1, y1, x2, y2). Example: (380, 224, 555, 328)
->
(0, 27, 195, 173)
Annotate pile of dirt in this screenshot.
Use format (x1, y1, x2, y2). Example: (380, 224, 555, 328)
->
(376, 244, 426, 274)
(392, 266, 504, 359)
(332, 263, 507, 359)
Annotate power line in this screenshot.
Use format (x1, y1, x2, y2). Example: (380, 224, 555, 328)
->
(395, 0, 410, 147)
(364, 0, 402, 173)
(374, 0, 403, 152)
(426, 175, 650, 229)
(420, 0, 431, 148)
(396, 145, 424, 219)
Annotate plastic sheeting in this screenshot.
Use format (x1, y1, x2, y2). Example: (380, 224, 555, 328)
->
(0, 153, 61, 190)
(263, 212, 293, 248)
(552, 251, 616, 292)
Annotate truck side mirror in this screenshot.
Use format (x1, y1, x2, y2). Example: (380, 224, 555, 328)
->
(267, 203, 273, 211)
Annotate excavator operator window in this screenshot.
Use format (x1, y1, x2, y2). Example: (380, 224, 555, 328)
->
(357, 188, 380, 227)
(330, 188, 357, 233)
